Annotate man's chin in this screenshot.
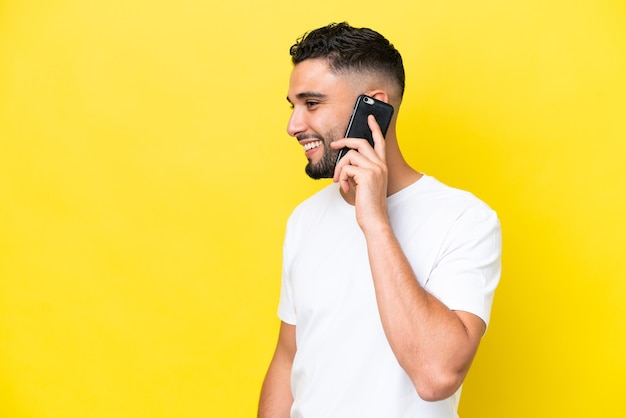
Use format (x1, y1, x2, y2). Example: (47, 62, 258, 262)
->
(305, 163, 334, 180)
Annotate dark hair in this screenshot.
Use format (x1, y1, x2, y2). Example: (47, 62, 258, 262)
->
(290, 22, 405, 98)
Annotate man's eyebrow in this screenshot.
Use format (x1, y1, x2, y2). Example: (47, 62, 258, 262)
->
(286, 92, 328, 104)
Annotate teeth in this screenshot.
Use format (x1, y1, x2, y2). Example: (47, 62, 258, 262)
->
(304, 141, 322, 151)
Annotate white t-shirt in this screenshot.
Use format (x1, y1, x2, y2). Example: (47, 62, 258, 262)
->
(278, 175, 502, 418)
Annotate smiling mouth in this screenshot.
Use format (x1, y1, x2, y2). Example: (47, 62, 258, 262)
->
(303, 140, 323, 151)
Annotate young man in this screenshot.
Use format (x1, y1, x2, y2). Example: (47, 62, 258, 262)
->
(259, 22, 502, 418)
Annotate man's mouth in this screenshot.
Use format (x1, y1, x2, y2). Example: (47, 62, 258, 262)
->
(303, 140, 323, 151)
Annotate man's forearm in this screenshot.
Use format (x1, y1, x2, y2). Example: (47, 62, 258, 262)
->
(364, 223, 484, 401)
(258, 368, 292, 418)
(259, 322, 296, 418)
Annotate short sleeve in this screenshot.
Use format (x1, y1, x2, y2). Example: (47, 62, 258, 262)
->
(277, 217, 297, 325)
(424, 203, 502, 328)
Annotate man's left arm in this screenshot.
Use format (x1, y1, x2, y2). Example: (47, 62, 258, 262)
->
(332, 116, 500, 401)
(363, 220, 491, 401)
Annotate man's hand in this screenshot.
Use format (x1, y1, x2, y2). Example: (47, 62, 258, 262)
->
(331, 115, 389, 232)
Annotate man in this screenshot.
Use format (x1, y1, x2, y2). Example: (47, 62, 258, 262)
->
(259, 22, 502, 418)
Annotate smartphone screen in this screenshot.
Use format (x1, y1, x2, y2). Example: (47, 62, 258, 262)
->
(335, 95, 394, 163)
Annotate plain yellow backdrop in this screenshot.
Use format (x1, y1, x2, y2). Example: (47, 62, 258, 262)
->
(1, 1, 624, 417)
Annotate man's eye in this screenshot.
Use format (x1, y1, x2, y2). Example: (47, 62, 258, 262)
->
(306, 101, 319, 108)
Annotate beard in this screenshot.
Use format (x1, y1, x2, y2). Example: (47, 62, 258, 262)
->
(303, 130, 341, 180)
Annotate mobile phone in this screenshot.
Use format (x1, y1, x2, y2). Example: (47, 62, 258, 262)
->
(335, 94, 394, 163)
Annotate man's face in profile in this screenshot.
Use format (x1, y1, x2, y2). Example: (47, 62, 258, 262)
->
(286, 59, 356, 179)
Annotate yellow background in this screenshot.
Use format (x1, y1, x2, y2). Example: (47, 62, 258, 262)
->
(1, 1, 624, 417)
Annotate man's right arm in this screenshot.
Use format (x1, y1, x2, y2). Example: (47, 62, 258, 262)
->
(258, 321, 296, 418)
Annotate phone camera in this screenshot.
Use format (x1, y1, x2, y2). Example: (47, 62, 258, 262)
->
(364, 96, 374, 105)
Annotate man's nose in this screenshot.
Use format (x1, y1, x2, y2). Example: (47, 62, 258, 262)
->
(286, 109, 306, 138)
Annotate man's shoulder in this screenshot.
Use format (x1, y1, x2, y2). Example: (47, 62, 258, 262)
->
(404, 175, 490, 207)
(401, 175, 498, 224)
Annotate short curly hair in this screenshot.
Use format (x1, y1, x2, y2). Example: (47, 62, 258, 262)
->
(290, 22, 405, 98)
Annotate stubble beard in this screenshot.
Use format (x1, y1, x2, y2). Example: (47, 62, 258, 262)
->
(304, 131, 341, 179)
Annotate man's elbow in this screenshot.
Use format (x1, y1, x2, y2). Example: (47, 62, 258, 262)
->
(412, 371, 465, 402)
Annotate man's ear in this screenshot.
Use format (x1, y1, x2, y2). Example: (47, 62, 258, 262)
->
(364, 89, 389, 104)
